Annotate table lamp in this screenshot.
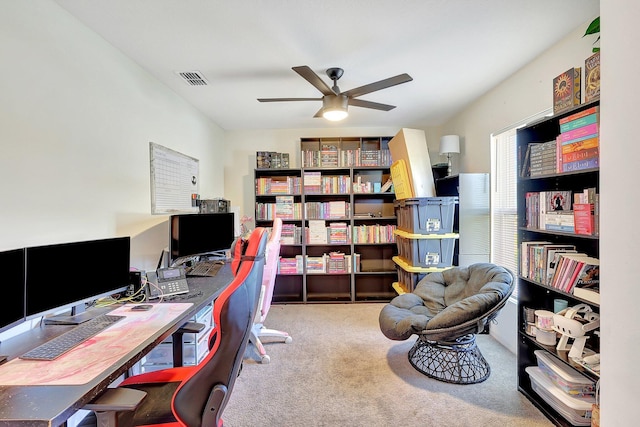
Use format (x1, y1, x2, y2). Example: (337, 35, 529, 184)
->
(439, 135, 460, 176)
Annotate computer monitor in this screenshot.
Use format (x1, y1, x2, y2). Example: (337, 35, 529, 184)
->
(169, 213, 235, 264)
(0, 248, 26, 334)
(25, 237, 130, 321)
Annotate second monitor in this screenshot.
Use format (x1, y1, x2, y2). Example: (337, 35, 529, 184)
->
(169, 212, 236, 265)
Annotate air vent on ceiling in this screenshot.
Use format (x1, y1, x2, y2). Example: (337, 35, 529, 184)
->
(177, 71, 209, 86)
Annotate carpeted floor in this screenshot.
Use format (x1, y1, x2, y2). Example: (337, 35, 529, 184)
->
(222, 303, 552, 427)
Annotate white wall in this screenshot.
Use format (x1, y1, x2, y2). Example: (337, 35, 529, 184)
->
(600, 1, 639, 425)
(0, 1, 225, 273)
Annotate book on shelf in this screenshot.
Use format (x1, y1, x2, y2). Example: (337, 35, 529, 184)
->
(520, 241, 551, 279)
(573, 203, 595, 235)
(550, 253, 593, 292)
(275, 195, 295, 219)
(546, 190, 572, 212)
(256, 151, 273, 169)
(561, 136, 599, 154)
(573, 286, 600, 305)
(584, 51, 601, 103)
(303, 171, 322, 193)
(380, 177, 393, 193)
(563, 157, 599, 172)
(566, 256, 599, 294)
(559, 105, 599, 125)
(305, 255, 327, 274)
(307, 219, 328, 244)
(559, 112, 599, 133)
(593, 194, 600, 236)
(520, 143, 538, 177)
(544, 245, 577, 286)
(562, 146, 599, 164)
(559, 122, 599, 144)
(320, 147, 339, 167)
(281, 153, 290, 168)
(553, 67, 581, 114)
(543, 211, 575, 233)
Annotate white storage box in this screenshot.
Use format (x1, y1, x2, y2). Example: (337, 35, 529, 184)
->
(534, 350, 595, 397)
(526, 366, 594, 426)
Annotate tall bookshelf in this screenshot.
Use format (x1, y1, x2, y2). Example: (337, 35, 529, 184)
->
(516, 100, 600, 426)
(254, 136, 398, 303)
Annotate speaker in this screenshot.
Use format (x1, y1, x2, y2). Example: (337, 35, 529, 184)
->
(127, 271, 146, 300)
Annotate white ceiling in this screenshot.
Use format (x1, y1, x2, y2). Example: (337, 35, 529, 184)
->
(54, 0, 599, 131)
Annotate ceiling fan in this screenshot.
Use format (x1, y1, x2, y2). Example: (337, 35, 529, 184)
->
(257, 66, 413, 121)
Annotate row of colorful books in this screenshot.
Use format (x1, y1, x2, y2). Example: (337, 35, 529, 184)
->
(302, 172, 351, 194)
(301, 149, 392, 168)
(264, 222, 398, 245)
(557, 105, 599, 173)
(520, 241, 599, 303)
(279, 253, 362, 275)
(524, 187, 598, 236)
(520, 105, 600, 178)
(304, 201, 351, 220)
(255, 176, 302, 195)
(255, 200, 303, 220)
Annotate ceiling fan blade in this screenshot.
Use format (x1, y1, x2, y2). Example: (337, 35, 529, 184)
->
(257, 98, 322, 102)
(348, 98, 396, 111)
(292, 66, 335, 96)
(313, 107, 324, 118)
(342, 73, 413, 98)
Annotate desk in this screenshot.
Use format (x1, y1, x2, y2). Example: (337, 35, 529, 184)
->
(0, 265, 233, 427)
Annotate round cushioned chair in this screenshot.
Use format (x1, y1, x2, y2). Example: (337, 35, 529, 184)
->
(379, 263, 514, 384)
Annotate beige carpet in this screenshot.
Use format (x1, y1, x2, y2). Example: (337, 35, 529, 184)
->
(223, 303, 552, 427)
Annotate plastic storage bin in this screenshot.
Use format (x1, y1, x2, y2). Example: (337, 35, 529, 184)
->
(394, 197, 458, 235)
(526, 366, 594, 426)
(396, 263, 428, 293)
(534, 350, 596, 396)
(394, 230, 457, 268)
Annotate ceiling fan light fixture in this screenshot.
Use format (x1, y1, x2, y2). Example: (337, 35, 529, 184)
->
(322, 95, 349, 121)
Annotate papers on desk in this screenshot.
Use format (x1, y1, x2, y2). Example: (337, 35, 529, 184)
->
(0, 303, 193, 386)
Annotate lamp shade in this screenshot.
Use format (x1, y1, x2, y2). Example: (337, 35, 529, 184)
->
(439, 135, 460, 155)
(322, 95, 349, 121)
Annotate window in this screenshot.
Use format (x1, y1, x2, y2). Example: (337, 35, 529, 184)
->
(490, 110, 551, 298)
(490, 128, 518, 295)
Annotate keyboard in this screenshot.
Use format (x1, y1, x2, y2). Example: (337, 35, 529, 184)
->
(186, 260, 223, 277)
(20, 314, 125, 361)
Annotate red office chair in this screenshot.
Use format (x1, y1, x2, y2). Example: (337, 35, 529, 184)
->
(84, 227, 268, 427)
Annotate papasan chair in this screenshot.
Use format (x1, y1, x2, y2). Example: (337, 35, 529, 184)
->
(379, 263, 514, 384)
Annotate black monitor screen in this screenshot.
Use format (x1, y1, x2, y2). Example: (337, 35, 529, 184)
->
(25, 237, 130, 318)
(0, 248, 26, 333)
(170, 213, 235, 263)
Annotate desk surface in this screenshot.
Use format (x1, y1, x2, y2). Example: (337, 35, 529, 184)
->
(0, 265, 233, 427)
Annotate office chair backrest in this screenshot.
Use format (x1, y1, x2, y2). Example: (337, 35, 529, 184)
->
(172, 227, 267, 427)
(258, 217, 282, 323)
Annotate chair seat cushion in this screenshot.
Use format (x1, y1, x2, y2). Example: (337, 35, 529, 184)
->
(379, 263, 513, 341)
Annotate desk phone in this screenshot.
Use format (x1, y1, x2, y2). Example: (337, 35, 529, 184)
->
(148, 267, 189, 298)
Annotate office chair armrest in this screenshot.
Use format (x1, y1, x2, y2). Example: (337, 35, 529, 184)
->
(84, 387, 147, 411)
(176, 321, 206, 334)
(84, 388, 147, 427)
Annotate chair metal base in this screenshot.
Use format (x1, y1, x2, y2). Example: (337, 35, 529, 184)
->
(249, 323, 292, 364)
(408, 334, 490, 384)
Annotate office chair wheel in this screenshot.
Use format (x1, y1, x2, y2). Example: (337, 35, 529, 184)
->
(260, 354, 271, 364)
(285, 336, 293, 344)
